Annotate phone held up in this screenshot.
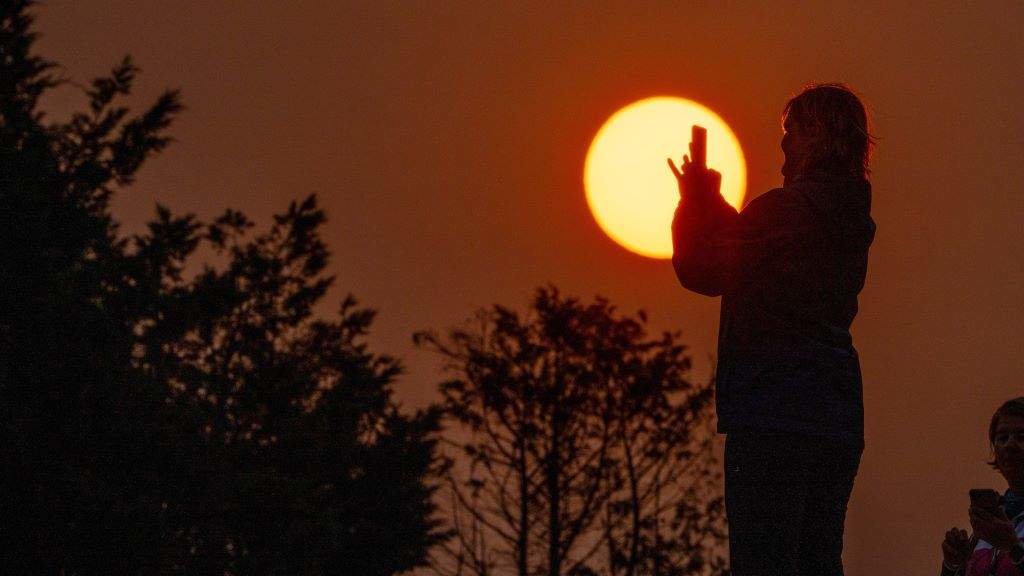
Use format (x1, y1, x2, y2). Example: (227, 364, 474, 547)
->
(970, 488, 1002, 512)
(690, 125, 707, 170)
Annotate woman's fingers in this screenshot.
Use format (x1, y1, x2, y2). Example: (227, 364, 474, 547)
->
(991, 507, 1011, 521)
(666, 152, 697, 179)
(970, 507, 995, 524)
(968, 511, 982, 528)
(667, 158, 681, 179)
(969, 512, 995, 539)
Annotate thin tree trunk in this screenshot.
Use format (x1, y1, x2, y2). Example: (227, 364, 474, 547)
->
(654, 468, 661, 576)
(547, 402, 562, 576)
(620, 417, 640, 576)
(605, 501, 618, 576)
(518, 431, 529, 576)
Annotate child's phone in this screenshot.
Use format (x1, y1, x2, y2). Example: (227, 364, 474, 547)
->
(691, 125, 707, 169)
(969, 488, 1001, 511)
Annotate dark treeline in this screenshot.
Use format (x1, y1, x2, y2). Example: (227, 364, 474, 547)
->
(415, 289, 727, 576)
(0, 2, 725, 575)
(0, 2, 443, 574)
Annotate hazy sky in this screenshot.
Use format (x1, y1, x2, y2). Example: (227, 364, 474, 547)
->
(35, 2, 1024, 573)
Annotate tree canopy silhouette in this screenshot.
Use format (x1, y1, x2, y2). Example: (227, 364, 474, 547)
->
(0, 2, 447, 574)
(415, 286, 727, 576)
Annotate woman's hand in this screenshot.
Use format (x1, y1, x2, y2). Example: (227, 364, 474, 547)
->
(941, 527, 975, 570)
(969, 505, 1021, 551)
(666, 141, 721, 201)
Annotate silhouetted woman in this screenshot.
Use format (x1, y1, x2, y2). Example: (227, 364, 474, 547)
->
(668, 83, 876, 576)
(940, 397, 1024, 575)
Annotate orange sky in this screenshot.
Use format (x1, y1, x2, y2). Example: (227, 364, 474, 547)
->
(35, 2, 1024, 573)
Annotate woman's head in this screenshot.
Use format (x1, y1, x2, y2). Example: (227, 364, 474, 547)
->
(986, 397, 1024, 484)
(781, 83, 875, 181)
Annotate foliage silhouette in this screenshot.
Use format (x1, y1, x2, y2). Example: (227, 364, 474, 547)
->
(415, 286, 727, 576)
(0, 2, 447, 574)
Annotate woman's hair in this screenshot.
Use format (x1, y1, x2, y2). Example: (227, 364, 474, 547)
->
(782, 83, 876, 179)
(986, 396, 1024, 469)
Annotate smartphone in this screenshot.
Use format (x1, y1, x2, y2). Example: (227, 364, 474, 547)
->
(969, 488, 1001, 511)
(691, 125, 707, 169)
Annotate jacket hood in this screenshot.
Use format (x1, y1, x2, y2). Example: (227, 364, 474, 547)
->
(789, 171, 875, 251)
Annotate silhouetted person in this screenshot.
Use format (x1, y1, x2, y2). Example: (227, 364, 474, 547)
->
(939, 397, 1024, 575)
(668, 83, 876, 576)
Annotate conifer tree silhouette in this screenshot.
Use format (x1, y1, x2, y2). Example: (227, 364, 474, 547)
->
(1, 2, 447, 573)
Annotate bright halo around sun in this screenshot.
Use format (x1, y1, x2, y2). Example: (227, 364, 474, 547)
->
(584, 96, 746, 259)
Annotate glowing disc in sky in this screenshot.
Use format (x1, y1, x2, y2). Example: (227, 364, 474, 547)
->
(584, 96, 746, 259)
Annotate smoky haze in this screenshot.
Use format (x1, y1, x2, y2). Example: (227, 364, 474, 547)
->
(34, 2, 1024, 574)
